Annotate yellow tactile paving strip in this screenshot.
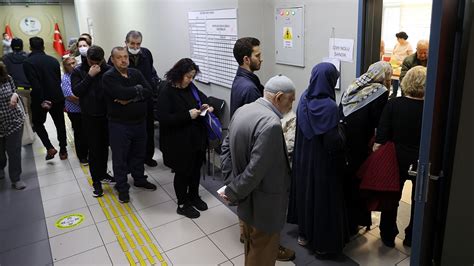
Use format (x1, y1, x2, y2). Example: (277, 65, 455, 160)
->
(65, 122, 168, 265)
(80, 165, 167, 266)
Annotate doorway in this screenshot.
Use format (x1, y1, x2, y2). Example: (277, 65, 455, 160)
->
(357, 0, 472, 264)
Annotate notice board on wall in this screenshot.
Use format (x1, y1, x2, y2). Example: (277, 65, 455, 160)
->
(275, 6, 305, 67)
(188, 8, 238, 88)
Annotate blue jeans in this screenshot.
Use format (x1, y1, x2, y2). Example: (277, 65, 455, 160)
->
(108, 120, 147, 193)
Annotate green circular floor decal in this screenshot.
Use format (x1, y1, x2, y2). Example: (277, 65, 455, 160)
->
(55, 214, 85, 229)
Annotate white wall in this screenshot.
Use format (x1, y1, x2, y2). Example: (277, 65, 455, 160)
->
(73, 0, 359, 124)
(61, 3, 80, 45)
(263, 0, 359, 104)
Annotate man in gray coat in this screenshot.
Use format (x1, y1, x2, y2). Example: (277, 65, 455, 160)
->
(219, 75, 296, 266)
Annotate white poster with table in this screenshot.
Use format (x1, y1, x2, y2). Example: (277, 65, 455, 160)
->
(188, 8, 238, 89)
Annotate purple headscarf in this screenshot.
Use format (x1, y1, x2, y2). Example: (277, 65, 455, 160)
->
(297, 62, 340, 139)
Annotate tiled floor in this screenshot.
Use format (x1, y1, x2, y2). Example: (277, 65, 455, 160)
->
(0, 116, 413, 265)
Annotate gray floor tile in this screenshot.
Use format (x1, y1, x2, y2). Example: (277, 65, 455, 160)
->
(0, 239, 52, 266)
(0, 219, 49, 253)
(0, 193, 46, 229)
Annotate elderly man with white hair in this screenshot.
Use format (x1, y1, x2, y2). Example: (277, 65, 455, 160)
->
(219, 74, 296, 266)
(400, 39, 429, 84)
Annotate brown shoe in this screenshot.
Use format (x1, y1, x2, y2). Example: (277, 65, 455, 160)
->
(59, 151, 68, 160)
(277, 245, 295, 261)
(45, 148, 57, 160)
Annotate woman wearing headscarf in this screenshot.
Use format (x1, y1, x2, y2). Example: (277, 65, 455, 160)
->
(339, 61, 392, 236)
(287, 62, 347, 259)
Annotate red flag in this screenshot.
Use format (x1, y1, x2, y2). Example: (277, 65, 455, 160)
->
(4, 24, 13, 38)
(53, 23, 66, 56)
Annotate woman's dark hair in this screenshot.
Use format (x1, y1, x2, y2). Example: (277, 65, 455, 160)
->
(165, 58, 200, 83)
(77, 36, 91, 46)
(395, 31, 409, 40)
(0, 61, 10, 84)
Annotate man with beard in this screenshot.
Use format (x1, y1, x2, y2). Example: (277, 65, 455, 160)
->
(219, 75, 296, 265)
(227, 37, 296, 261)
(230, 37, 264, 117)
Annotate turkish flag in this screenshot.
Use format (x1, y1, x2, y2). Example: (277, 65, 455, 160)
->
(4, 24, 13, 38)
(53, 23, 66, 56)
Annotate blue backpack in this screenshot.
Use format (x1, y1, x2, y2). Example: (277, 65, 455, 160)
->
(190, 83, 223, 142)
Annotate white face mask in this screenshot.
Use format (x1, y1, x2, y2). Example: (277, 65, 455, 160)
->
(128, 47, 140, 55)
(79, 46, 88, 57)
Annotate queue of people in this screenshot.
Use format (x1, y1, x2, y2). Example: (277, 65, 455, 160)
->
(0, 30, 428, 266)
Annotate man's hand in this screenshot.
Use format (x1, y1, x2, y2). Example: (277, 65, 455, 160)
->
(372, 143, 382, 152)
(218, 192, 231, 205)
(9, 93, 19, 108)
(217, 186, 231, 205)
(88, 65, 101, 77)
(114, 99, 132, 105)
(41, 100, 52, 110)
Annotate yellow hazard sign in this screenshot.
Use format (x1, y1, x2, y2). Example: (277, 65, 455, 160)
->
(283, 27, 293, 40)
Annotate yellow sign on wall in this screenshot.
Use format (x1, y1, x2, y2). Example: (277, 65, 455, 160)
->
(283, 27, 293, 48)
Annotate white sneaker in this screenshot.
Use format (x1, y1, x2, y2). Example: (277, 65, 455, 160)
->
(12, 180, 26, 190)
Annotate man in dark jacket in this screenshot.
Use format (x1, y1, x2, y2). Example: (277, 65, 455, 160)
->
(230, 37, 264, 117)
(400, 40, 429, 83)
(123, 30, 161, 167)
(23, 37, 67, 160)
(72, 45, 114, 197)
(2, 38, 32, 125)
(103, 46, 156, 203)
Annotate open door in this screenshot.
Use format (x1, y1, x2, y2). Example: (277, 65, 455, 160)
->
(411, 0, 472, 265)
(358, 0, 472, 264)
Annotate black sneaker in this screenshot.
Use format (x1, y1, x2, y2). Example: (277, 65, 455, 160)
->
(190, 197, 208, 211)
(92, 183, 104, 198)
(79, 158, 89, 166)
(134, 179, 157, 191)
(118, 192, 130, 203)
(403, 238, 411, 247)
(381, 237, 395, 248)
(145, 159, 158, 167)
(101, 173, 116, 184)
(177, 204, 200, 219)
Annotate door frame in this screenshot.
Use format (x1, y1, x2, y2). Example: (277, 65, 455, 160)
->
(356, 0, 470, 264)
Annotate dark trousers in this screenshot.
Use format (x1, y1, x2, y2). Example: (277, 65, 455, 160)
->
(67, 112, 88, 160)
(174, 151, 204, 205)
(109, 120, 147, 193)
(31, 100, 67, 151)
(380, 177, 416, 241)
(145, 109, 155, 161)
(83, 115, 109, 185)
(0, 127, 23, 183)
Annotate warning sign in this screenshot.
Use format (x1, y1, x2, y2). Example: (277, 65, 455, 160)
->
(283, 27, 293, 48)
(55, 214, 85, 229)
